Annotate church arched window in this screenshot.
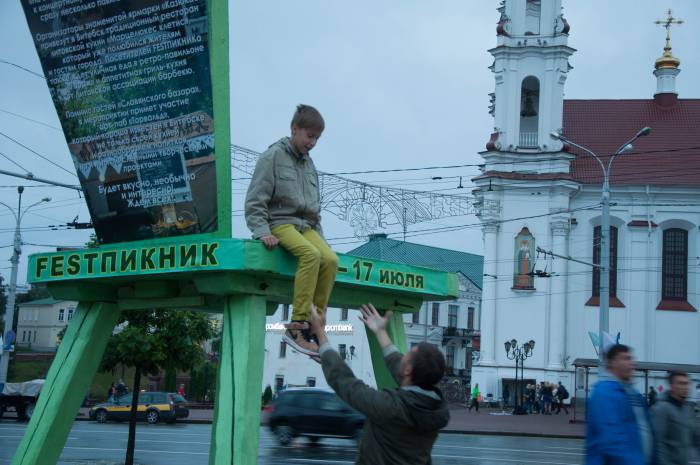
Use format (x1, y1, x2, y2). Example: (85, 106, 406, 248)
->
(519, 76, 540, 148)
(591, 226, 618, 300)
(661, 228, 688, 301)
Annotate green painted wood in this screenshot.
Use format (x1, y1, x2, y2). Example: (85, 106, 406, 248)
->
(45, 281, 116, 301)
(209, 294, 266, 465)
(193, 273, 424, 312)
(133, 280, 180, 298)
(28, 238, 458, 303)
(118, 296, 206, 310)
(11, 301, 120, 465)
(209, 296, 235, 464)
(365, 310, 409, 390)
(231, 295, 267, 464)
(209, 0, 231, 239)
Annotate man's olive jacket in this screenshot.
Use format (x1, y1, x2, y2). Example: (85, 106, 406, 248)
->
(320, 343, 450, 465)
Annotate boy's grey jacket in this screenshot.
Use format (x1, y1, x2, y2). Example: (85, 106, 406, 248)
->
(244, 137, 323, 238)
(320, 343, 450, 465)
(652, 393, 700, 465)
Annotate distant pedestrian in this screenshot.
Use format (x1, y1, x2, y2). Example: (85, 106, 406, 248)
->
(555, 381, 569, 415)
(526, 384, 536, 413)
(586, 344, 654, 465)
(177, 384, 186, 397)
(648, 386, 658, 407)
(503, 385, 511, 407)
(107, 383, 116, 402)
(652, 370, 700, 465)
(542, 382, 553, 414)
(116, 379, 127, 397)
(468, 383, 480, 412)
(535, 382, 543, 414)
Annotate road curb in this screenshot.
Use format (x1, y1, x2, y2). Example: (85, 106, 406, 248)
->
(441, 428, 583, 440)
(74, 415, 583, 438)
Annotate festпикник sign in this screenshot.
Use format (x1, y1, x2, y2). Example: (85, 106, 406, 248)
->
(21, 0, 218, 244)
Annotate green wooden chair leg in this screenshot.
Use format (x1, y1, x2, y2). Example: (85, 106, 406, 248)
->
(366, 310, 409, 389)
(209, 294, 266, 465)
(209, 296, 235, 465)
(11, 301, 120, 465)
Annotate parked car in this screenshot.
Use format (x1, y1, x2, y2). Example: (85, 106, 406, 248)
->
(89, 391, 189, 424)
(262, 388, 364, 445)
(0, 379, 44, 421)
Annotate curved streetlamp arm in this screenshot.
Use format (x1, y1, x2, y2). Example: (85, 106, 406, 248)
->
(19, 199, 51, 222)
(557, 135, 606, 176)
(608, 127, 652, 176)
(0, 201, 18, 222)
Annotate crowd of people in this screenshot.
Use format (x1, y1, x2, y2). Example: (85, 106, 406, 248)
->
(522, 381, 569, 415)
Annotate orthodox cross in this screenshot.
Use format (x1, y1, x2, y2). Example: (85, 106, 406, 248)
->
(654, 8, 683, 46)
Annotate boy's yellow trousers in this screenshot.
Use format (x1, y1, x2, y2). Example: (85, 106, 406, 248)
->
(271, 224, 339, 321)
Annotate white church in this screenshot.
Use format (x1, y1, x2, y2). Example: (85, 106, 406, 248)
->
(471, 0, 700, 400)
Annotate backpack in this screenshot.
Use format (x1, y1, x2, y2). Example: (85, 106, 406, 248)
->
(559, 386, 569, 400)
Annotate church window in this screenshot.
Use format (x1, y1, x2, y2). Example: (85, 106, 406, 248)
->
(662, 228, 687, 301)
(592, 226, 618, 298)
(519, 77, 540, 148)
(525, 0, 541, 35)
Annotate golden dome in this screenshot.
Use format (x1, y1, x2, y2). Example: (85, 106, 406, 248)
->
(654, 9, 682, 70)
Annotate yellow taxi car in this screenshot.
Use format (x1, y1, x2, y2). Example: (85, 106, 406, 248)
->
(89, 391, 189, 424)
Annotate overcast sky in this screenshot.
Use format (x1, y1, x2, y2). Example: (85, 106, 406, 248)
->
(0, 0, 698, 287)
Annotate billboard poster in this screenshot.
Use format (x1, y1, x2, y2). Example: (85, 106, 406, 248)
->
(21, 0, 218, 244)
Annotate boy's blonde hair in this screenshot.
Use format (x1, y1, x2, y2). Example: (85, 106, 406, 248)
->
(291, 104, 325, 132)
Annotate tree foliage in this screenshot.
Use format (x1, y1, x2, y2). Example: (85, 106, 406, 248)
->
(100, 309, 213, 465)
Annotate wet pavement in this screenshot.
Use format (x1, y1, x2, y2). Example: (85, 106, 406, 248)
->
(0, 419, 585, 465)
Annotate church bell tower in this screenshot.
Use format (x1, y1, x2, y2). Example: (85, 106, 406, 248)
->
(486, 0, 575, 157)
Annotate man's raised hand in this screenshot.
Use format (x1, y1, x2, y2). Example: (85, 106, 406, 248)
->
(359, 304, 393, 335)
(310, 304, 328, 345)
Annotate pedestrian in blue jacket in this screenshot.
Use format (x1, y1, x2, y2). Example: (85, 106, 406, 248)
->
(586, 344, 655, 465)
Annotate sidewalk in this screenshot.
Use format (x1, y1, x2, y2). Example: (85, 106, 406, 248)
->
(73, 406, 584, 438)
(444, 406, 584, 438)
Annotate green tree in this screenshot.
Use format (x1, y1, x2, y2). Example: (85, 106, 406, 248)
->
(100, 309, 213, 465)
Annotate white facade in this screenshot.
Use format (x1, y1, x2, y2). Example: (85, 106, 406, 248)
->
(15, 299, 77, 351)
(261, 305, 376, 392)
(472, 0, 700, 401)
(261, 275, 482, 391)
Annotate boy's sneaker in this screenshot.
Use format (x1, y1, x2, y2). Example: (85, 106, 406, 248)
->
(283, 321, 319, 356)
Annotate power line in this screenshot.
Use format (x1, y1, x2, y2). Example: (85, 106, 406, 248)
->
(0, 131, 76, 178)
(0, 151, 31, 173)
(0, 59, 44, 79)
(0, 108, 61, 131)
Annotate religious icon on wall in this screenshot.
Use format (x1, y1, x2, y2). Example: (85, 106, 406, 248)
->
(513, 227, 535, 289)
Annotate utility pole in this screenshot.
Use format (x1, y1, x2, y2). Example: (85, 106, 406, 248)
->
(0, 187, 51, 384)
(550, 127, 651, 362)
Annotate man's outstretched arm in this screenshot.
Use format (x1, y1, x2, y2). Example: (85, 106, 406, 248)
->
(311, 305, 402, 423)
(358, 304, 403, 386)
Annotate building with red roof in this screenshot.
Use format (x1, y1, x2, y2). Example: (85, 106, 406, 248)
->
(471, 0, 698, 402)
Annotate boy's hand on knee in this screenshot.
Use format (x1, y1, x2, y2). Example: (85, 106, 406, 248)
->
(260, 235, 279, 250)
(310, 305, 328, 345)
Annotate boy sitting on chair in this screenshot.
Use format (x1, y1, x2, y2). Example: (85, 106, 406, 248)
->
(245, 104, 338, 360)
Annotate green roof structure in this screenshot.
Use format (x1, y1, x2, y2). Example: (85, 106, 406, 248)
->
(18, 298, 63, 306)
(349, 234, 484, 289)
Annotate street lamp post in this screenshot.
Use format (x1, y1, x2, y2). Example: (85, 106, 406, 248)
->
(0, 187, 51, 384)
(550, 127, 651, 362)
(504, 339, 535, 415)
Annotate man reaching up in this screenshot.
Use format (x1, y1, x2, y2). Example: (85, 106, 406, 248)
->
(310, 304, 449, 464)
